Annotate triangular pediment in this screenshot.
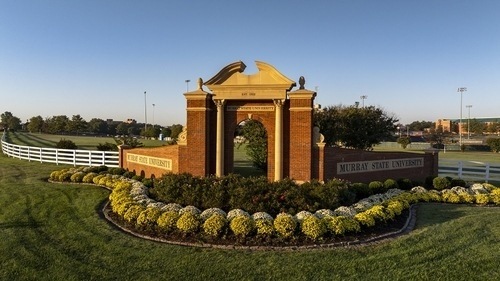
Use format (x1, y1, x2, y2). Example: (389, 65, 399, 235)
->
(205, 61, 296, 89)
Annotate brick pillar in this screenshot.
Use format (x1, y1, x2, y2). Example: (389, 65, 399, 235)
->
(184, 86, 213, 177)
(287, 87, 316, 182)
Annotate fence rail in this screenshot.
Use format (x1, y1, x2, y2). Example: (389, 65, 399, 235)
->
(1, 133, 119, 167)
(439, 160, 500, 183)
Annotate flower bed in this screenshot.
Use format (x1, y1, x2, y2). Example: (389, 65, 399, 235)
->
(48, 167, 500, 246)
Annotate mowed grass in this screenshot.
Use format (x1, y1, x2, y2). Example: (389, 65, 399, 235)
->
(7, 132, 167, 150)
(0, 154, 499, 280)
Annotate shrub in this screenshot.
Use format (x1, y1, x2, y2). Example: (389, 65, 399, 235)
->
(56, 139, 77, 149)
(229, 215, 255, 237)
(70, 172, 85, 183)
(136, 207, 162, 229)
(300, 216, 326, 240)
(82, 172, 98, 183)
(442, 192, 461, 203)
(385, 200, 404, 216)
(433, 177, 451, 190)
(254, 218, 274, 236)
(58, 172, 72, 182)
(96, 142, 118, 151)
(203, 213, 228, 237)
(354, 212, 376, 228)
(486, 138, 500, 153)
(109, 167, 126, 175)
(397, 178, 414, 190)
(365, 205, 388, 222)
(176, 212, 201, 234)
(475, 194, 490, 205)
(123, 205, 145, 224)
(459, 193, 475, 204)
(491, 189, 500, 205)
(368, 181, 385, 194)
(451, 178, 467, 187)
(425, 175, 436, 189)
(350, 182, 372, 200)
(157, 211, 180, 233)
(383, 179, 399, 190)
(273, 213, 297, 238)
(325, 216, 360, 235)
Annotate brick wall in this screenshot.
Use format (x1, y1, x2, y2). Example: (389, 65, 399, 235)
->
(320, 147, 438, 183)
(121, 145, 180, 178)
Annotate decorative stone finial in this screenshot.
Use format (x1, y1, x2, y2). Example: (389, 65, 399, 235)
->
(197, 78, 203, 90)
(299, 76, 305, 89)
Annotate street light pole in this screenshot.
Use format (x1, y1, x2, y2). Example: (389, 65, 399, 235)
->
(144, 91, 147, 131)
(185, 79, 191, 92)
(466, 104, 472, 139)
(457, 87, 467, 146)
(360, 95, 368, 107)
(152, 103, 156, 127)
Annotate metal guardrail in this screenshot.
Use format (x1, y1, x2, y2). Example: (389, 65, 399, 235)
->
(1, 133, 119, 167)
(439, 160, 500, 183)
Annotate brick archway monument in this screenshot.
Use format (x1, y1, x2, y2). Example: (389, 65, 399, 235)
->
(183, 61, 316, 181)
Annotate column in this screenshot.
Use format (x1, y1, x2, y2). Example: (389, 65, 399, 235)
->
(274, 99, 284, 181)
(215, 99, 225, 177)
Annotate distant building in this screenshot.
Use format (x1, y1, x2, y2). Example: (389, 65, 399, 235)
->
(125, 119, 137, 124)
(436, 117, 500, 134)
(435, 119, 453, 132)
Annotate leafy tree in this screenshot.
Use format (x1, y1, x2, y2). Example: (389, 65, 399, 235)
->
(487, 121, 499, 134)
(486, 138, 500, 153)
(46, 115, 69, 134)
(142, 125, 161, 139)
(169, 124, 184, 139)
(239, 120, 267, 171)
(314, 105, 398, 150)
(87, 118, 108, 135)
(1, 111, 22, 131)
(464, 118, 487, 136)
(27, 115, 44, 133)
(397, 137, 411, 149)
(116, 122, 129, 135)
(66, 114, 87, 135)
(161, 127, 172, 138)
(407, 120, 434, 131)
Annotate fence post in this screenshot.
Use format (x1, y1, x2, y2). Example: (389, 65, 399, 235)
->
(73, 150, 76, 167)
(458, 161, 463, 179)
(89, 151, 92, 166)
(485, 163, 490, 183)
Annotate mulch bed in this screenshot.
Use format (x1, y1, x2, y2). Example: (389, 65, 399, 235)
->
(102, 202, 417, 250)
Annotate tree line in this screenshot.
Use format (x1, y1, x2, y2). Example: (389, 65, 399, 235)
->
(0, 111, 183, 140)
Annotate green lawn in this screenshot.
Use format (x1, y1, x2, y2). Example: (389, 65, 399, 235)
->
(0, 154, 499, 280)
(7, 132, 167, 150)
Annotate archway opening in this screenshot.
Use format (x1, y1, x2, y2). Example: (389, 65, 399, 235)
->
(232, 119, 267, 177)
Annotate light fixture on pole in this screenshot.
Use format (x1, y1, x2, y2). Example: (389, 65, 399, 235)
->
(144, 91, 147, 131)
(152, 103, 156, 127)
(185, 79, 191, 92)
(466, 104, 472, 139)
(457, 87, 467, 145)
(360, 95, 368, 107)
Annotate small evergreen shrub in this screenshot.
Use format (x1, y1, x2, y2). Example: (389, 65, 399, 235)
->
(58, 172, 72, 182)
(82, 172, 98, 183)
(425, 175, 436, 189)
(397, 178, 413, 190)
(56, 139, 77, 149)
(383, 179, 399, 190)
(368, 181, 385, 194)
(350, 182, 372, 200)
(451, 178, 467, 187)
(433, 177, 451, 190)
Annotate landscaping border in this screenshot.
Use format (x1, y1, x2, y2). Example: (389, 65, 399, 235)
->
(100, 200, 418, 251)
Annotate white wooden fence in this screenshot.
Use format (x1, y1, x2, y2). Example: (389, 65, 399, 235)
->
(1, 134, 119, 167)
(439, 160, 500, 183)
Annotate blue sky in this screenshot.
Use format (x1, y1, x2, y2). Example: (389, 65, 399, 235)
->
(1, 0, 499, 126)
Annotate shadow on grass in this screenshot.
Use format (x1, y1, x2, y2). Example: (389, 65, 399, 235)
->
(415, 203, 468, 228)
